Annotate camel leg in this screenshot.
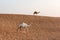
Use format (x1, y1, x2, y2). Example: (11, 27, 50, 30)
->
(20, 26, 22, 30)
(33, 13, 35, 15)
(16, 26, 22, 32)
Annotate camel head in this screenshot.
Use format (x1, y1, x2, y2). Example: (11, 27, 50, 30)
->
(38, 12, 40, 13)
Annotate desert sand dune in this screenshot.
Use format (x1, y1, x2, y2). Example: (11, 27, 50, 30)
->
(0, 14, 60, 40)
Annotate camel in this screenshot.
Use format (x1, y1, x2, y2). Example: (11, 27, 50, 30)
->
(17, 22, 31, 30)
(33, 11, 40, 15)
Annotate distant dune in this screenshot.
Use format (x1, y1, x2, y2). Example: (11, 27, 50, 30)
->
(0, 14, 60, 40)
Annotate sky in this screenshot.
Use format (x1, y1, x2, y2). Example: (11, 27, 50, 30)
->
(0, 0, 60, 17)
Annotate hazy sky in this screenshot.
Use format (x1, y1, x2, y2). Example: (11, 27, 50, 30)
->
(0, 0, 60, 17)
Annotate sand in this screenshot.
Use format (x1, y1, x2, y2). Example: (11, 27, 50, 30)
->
(0, 14, 60, 40)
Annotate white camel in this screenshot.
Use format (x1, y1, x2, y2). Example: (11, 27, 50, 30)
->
(33, 11, 40, 15)
(18, 22, 31, 30)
